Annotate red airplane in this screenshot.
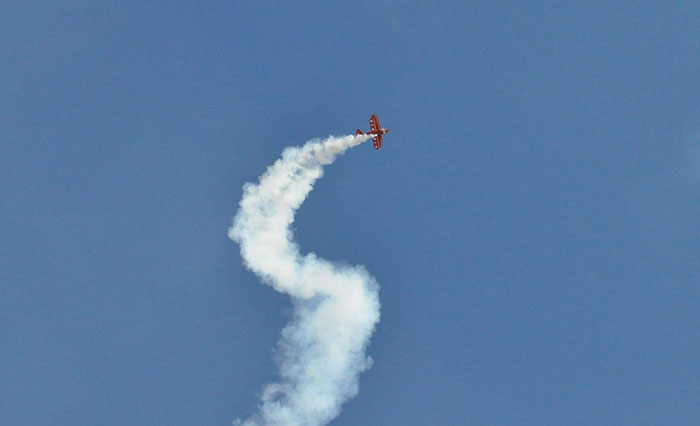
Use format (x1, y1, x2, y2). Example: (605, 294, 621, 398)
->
(355, 114, 390, 149)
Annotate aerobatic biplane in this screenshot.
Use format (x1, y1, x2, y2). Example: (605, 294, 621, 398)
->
(355, 114, 390, 149)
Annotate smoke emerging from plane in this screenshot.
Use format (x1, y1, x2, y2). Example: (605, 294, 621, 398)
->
(229, 134, 381, 426)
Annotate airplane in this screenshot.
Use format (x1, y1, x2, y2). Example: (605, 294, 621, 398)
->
(355, 114, 390, 149)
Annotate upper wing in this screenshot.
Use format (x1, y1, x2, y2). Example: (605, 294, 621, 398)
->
(373, 134, 382, 149)
(369, 114, 380, 132)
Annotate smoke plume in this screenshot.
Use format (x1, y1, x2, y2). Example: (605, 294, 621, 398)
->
(229, 134, 381, 426)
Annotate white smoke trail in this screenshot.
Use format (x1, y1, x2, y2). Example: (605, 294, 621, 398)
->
(229, 134, 381, 426)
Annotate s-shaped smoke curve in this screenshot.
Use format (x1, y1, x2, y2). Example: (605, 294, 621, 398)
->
(229, 134, 380, 426)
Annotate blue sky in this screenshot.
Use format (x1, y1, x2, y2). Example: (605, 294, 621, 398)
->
(2, 1, 699, 425)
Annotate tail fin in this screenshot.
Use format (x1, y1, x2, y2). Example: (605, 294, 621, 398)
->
(355, 129, 364, 136)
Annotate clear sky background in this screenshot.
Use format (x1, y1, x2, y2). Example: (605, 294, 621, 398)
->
(2, 2, 699, 425)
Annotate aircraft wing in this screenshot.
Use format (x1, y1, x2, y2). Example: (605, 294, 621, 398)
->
(373, 134, 382, 149)
(369, 114, 379, 133)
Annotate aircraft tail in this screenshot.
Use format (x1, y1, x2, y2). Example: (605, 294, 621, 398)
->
(355, 129, 364, 136)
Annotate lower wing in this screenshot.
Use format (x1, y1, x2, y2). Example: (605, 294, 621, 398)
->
(373, 135, 382, 149)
